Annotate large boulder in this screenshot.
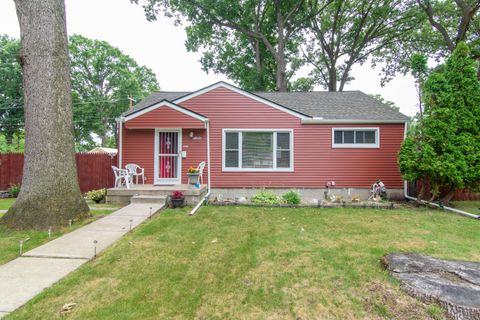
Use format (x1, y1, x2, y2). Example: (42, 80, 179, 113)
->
(382, 253, 480, 320)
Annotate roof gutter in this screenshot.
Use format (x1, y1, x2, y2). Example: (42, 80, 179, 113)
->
(302, 117, 408, 124)
(116, 116, 125, 168)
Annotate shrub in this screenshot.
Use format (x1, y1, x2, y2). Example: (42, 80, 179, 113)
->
(171, 191, 184, 199)
(251, 191, 282, 205)
(7, 184, 21, 198)
(86, 188, 106, 203)
(282, 190, 301, 205)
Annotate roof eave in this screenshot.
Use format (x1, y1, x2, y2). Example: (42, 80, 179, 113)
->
(302, 118, 409, 124)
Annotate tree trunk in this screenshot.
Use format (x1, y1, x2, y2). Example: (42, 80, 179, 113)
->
(274, 4, 288, 92)
(5, 131, 14, 145)
(1, 0, 89, 230)
(416, 178, 428, 204)
(440, 187, 456, 205)
(276, 56, 288, 92)
(328, 66, 337, 92)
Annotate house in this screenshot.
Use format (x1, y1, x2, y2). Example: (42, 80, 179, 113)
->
(88, 147, 118, 156)
(116, 81, 409, 203)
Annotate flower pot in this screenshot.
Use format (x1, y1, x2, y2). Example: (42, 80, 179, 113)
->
(187, 173, 200, 185)
(171, 197, 185, 208)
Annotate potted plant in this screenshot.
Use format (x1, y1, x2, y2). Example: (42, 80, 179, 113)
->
(170, 191, 185, 208)
(186, 166, 200, 185)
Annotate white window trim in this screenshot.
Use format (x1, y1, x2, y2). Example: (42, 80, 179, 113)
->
(331, 127, 380, 148)
(222, 128, 294, 172)
(154, 128, 182, 185)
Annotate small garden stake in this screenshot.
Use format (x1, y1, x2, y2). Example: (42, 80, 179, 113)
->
(93, 240, 98, 257)
(129, 219, 133, 231)
(69, 219, 72, 228)
(19, 240, 23, 256)
(48, 227, 52, 239)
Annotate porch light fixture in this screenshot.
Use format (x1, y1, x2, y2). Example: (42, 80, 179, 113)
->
(189, 131, 194, 139)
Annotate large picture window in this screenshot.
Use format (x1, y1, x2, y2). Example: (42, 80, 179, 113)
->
(223, 129, 293, 171)
(332, 128, 379, 148)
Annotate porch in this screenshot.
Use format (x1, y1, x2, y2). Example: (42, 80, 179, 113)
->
(106, 184, 208, 205)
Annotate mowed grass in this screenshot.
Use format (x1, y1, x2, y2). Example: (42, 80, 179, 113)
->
(0, 198, 15, 210)
(7, 206, 480, 320)
(0, 208, 114, 265)
(0, 199, 121, 211)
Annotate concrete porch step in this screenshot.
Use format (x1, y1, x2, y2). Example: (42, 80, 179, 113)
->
(130, 195, 166, 204)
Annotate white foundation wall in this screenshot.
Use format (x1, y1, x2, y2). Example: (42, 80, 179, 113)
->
(210, 188, 404, 204)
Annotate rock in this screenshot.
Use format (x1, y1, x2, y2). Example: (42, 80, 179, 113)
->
(382, 253, 480, 320)
(60, 302, 76, 313)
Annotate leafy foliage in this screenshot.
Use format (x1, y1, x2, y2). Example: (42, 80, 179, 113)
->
(399, 43, 480, 199)
(305, 0, 422, 91)
(369, 94, 399, 112)
(134, 0, 314, 91)
(7, 184, 21, 198)
(69, 34, 160, 148)
(251, 190, 282, 204)
(0, 35, 23, 145)
(282, 190, 301, 205)
(85, 189, 106, 204)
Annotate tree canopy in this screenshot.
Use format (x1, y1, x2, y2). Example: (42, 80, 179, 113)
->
(69, 34, 159, 149)
(399, 43, 480, 203)
(134, 0, 322, 91)
(304, 0, 421, 91)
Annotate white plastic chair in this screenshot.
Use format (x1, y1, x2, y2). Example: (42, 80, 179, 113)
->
(196, 161, 206, 185)
(112, 166, 131, 189)
(125, 163, 145, 185)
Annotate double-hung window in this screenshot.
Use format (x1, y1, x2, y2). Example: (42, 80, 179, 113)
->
(332, 128, 379, 148)
(223, 129, 293, 171)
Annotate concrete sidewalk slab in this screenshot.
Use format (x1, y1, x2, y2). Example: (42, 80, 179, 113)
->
(0, 202, 165, 317)
(22, 203, 164, 260)
(111, 203, 163, 217)
(0, 257, 86, 313)
(22, 229, 126, 259)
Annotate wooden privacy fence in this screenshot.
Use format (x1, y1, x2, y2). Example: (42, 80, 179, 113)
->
(0, 152, 118, 193)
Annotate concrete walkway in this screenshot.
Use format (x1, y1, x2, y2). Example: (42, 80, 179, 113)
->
(0, 202, 164, 318)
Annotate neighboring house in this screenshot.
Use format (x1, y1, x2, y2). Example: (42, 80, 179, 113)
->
(117, 81, 409, 201)
(88, 147, 118, 156)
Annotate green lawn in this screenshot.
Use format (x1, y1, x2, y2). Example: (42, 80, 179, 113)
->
(0, 198, 15, 210)
(0, 199, 121, 211)
(0, 207, 114, 265)
(450, 200, 480, 215)
(7, 206, 480, 320)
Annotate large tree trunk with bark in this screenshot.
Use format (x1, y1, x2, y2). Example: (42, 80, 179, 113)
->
(1, 0, 89, 230)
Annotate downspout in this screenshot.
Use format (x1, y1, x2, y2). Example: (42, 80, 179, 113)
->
(402, 121, 479, 219)
(404, 181, 479, 219)
(118, 117, 123, 168)
(189, 119, 211, 216)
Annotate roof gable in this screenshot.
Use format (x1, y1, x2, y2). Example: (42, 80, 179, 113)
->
(124, 100, 208, 123)
(173, 82, 311, 120)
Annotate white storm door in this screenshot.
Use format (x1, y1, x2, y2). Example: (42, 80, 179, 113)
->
(154, 129, 182, 185)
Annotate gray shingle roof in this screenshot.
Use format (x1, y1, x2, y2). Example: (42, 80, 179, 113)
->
(124, 89, 409, 121)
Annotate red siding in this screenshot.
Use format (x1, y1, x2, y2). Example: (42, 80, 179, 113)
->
(121, 126, 207, 184)
(125, 105, 205, 129)
(122, 86, 405, 189)
(122, 128, 155, 184)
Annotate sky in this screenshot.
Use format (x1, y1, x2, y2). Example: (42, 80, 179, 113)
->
(0, 0, 418, 116)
